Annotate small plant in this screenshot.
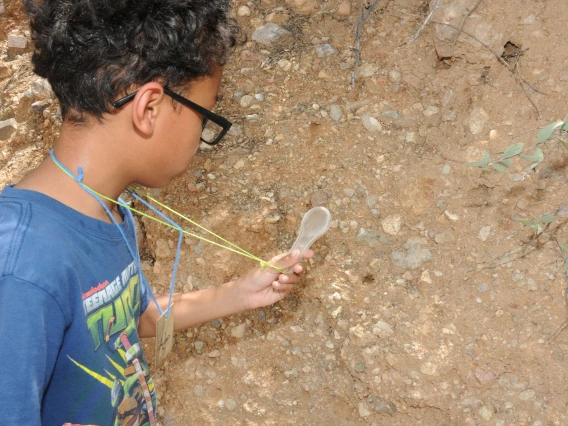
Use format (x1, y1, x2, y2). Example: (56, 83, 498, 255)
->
(466, 120, 568, 174)
(512, 213, 556, 235)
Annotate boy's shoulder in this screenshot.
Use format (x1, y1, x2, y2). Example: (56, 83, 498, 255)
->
(0, 185, 135, 301)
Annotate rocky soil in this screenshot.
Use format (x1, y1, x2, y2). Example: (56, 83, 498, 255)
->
(2, 0, 568, 424)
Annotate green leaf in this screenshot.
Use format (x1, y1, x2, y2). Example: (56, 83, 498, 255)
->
(540, 214, 556, 223)
(537, 121, 564, 144)
(560, 243, 568, 253)
(497, 159, 513, 168)
(466, 152, 491, 168)
(491, 163, 509, 174)
(519, 148, 544, 164)
(502, 143, 524, 159)
(512, 215, 532, 227)
(562, 122, 568, 132)
(560, 139, 568, 151)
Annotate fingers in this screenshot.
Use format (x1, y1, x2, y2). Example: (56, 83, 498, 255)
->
(272, 281, 295, 294)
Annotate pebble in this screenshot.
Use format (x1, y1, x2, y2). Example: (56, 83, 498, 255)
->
(194, 385, 204, 396)
(337, 0, 351, 16)
(252, 23, 292, 46)
(240, 95, 254, 108)
(469, 107, 489, 135)
(435, 229, 455, 244)
(356, 63, 377, 78)
(444, 210, 459, 221)
(0, 118, 17, 140)
(287, 0, 317, 15)
(382, 214, 402, 235)
(388, 70, 401, 83)
(478, 226, 492, 241)
(442, 110, 456, 122)
(479, 406, 493, 420)
(361, 115, 382, 132)
(521, 14, 535, 25)
(7, 32, 27, 49)
(358, 402, 372, 417)
(225, 398, 237, 411)
(420, 270, 432, 284)
(367, 396, 397, 414)
(25, 78, 53, 100)
(315, 44, 337, 57)
(208, 349, 221, 358)
(311, 190, 328, 206)
(518, 389, 535, 400)
(356, 228, 390, 248)
(372, 321, 394, 338)
(278, 59, 292, 71)
(329, 105, 342, 121)
(423, 106, 439, 117)
(477, 282, 488, 293)
(237, 5, 251, 16)
(441, 165, 451, 175)
(420, 362, 437, 376)
(231, 323, 248, 338)
(391, 237, 432, 270)
(405, 132, 415, 143)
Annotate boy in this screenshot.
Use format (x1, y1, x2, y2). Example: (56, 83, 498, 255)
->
(0, 0, 311, 424)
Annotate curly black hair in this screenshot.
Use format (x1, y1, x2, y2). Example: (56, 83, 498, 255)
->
(24, 0, 238, 122)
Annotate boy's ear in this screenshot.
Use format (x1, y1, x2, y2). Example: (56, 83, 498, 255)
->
(131, 83, 166, 136)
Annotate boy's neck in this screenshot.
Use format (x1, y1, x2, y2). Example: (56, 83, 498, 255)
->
(15, 123, 133, 224)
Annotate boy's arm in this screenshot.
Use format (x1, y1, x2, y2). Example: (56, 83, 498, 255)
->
(138, 251, 310, 337)
(0, 276, 65, 425)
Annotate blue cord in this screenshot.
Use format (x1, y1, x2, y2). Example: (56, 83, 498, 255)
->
(49, 150, 173, 317)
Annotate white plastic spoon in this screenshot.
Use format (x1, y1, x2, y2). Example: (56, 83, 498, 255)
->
(287, 206, 332, 271)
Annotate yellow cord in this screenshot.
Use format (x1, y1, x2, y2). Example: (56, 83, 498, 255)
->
(53, 161, 285, 273)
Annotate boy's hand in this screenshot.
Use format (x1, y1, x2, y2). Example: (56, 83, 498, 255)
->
(238, 250, 314, 311)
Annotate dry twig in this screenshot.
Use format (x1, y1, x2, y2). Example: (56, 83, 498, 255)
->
(451, 0, 483, 52)
(412, 0, 442, 44)
(350, 0, 380, 88)
(430, 20, 544, 117)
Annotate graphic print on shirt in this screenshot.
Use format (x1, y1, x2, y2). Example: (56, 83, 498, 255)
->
(67, 261, 156, 426)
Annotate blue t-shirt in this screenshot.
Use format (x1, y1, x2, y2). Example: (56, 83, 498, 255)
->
(0, 185, 156, 425)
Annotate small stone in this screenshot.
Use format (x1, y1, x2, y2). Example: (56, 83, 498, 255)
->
(7, 32, 28, 49)
(382, 214, 402, 235)
(423, 106, 439, 117)
(265, 213, 281, 224)
(318, 70, 331, 79)
(361, 115, 382, 132)
(194, 385, 204, 396)
(442, 165, 451, 175)
(337, 0, 351, 16)
(208, 349, 221, 358)
(356, 228, 390, 248)
(442, 110, 456, 122)
(286, 0, 317, 15)
(356, 63, 377, 78)
(240, 95, 254, 108)
(329, 105, 342, 121)
(31, 100, 50, 114)
(420, 362, 437, 376)
(252, 23, 292, 46)
(311, 190, 328, 206)
(405, 132, 416, 143)
(358, 402, 372, 417)
(478, 226, 492, 241)
(420, 270, 432, 284)
(367, 395, 397, 414)
(521, 14, 535, 25)
(372, 321, 394, 338)
(225, 398, 237, 411)
(469, 107, 489, 135)
(388, 69, 401, 83)
(237, 5, 251, 16)
(277, 59, 292, 71)
(234, 159, 245, 169)
(231, 323, 248, 339)
(518, 389, 535, 401)
(434, 229, 455, 244)
(155, 239, 171, 258)
(475, 369, 496, 384)
(26, 78, 53, 100)
(343, 188, 355, 197)
(0, 118, 18, 140)
(194, 341, 205, 353)
(391, 237, 432, 270)
(477, 282, 488, 293)
(444, 210, 459, 221)
(315, 43, 337, 57)
(479, 406, 493, 421)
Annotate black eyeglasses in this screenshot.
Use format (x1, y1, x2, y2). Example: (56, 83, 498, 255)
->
(113, 87, 232, 146)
